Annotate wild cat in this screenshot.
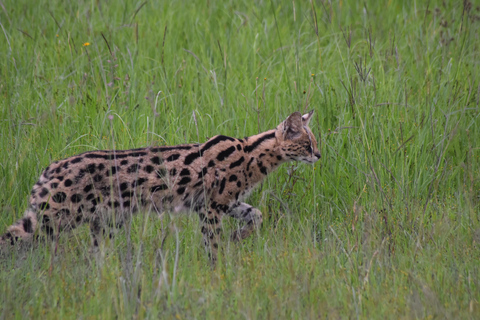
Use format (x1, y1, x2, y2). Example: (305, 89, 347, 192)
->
(1, 111, 320, 262)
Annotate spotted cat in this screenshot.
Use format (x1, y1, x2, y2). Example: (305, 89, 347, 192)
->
(1, 111, 320, 262)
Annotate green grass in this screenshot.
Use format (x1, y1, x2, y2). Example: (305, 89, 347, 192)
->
(1, 0, 479, 318)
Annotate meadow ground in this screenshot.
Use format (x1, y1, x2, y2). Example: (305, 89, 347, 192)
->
(1, 0, 479, 318)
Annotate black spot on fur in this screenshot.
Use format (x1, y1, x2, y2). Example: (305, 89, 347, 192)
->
(108, 200, 120, 208)
(208, 160, 215, 167)
(229, 156, 245, 169)
(57, 209, 71, 217)
(128, 152, 147, 157)
(74, 169, 86, 182)
(183, 199, 192, 208)
(151, 156, 162, 165)
(122, 191, 134, 198)
(41, 216, 54, 236)
(71, 157, 83, 164)
(39, 202, 50, 210)
(93, 174, 103, 182)
(127, 164, 140, 173)
(180, 168, 190, 176)
(229, 175, 238, 182)
(85, 153, 108, 159)
(144, 165, 154, 173)
(237, 181, 242, 188)
(64, 179, 73, 187)
(170, 168, 177, 176)
(184, 152, 201, 165)
(91, 197, 101, 206)
(99, 186, 110, 196)
(246, 158, 255, 171)
(217, 146, 236, 161)
(120, 160, 128, 166)
(178, 177, 191, 185)
(108, 166, 120, 176)
(23, 218, 33, 233)
(62, 161, 69, 169)
(86, 163, 96, 174)
(52, 192, 67, 203)
(86, 193, 94, 201)
(133, 178, 147, 186)
(71, 194, 83, 203)
(193, 180, 203, 188)
(123, 200, 131, 207)
(39, 188, 49, 198)
(3, 233, 15, 245)
(166, 154, 180, 162)
(236, 144, 242, 151)
(217, 204, 228, 213)
(260, 166, 267, 175)
(83, 184, 93, 193)
(219, 178, 226, 195)
(43, 225, 54, 237)
(277, 155, 282, 160)
(77, 205, 84, 214)
(198, 167, 208, 179)
(97, 163, 105, 171)
(177, 187, 186, 195)
(120, 182, 129, 191)
(88, 153, 110, 159)
(206, 216, 219, 225)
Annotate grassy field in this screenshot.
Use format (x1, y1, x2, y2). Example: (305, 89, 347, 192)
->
(1, 0, 479, 318)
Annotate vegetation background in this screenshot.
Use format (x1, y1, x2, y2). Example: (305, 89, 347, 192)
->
(1, 0, 479, 318)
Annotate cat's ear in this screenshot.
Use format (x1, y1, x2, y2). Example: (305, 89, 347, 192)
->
(302, 110, 314, 126)
(282, 112, 303, 140)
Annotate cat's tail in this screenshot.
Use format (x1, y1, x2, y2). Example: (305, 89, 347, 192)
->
(0, 207, 38, 245)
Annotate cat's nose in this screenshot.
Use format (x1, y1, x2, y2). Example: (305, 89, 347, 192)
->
(314, 152, 321, 159)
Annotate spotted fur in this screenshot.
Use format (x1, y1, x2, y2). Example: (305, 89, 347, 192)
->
(1, 111, 320, 262)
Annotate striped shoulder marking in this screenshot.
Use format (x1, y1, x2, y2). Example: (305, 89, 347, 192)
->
(216, 146, 236, 161)
(151, 145, 193, 152)
(243, 132, 275, 153)
(201, 135, 236, 153)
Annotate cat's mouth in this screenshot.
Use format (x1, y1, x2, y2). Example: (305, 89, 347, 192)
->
(300, 155, 320, 164)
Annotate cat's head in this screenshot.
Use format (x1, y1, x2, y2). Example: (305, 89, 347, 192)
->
(276, 110, 321, 164)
